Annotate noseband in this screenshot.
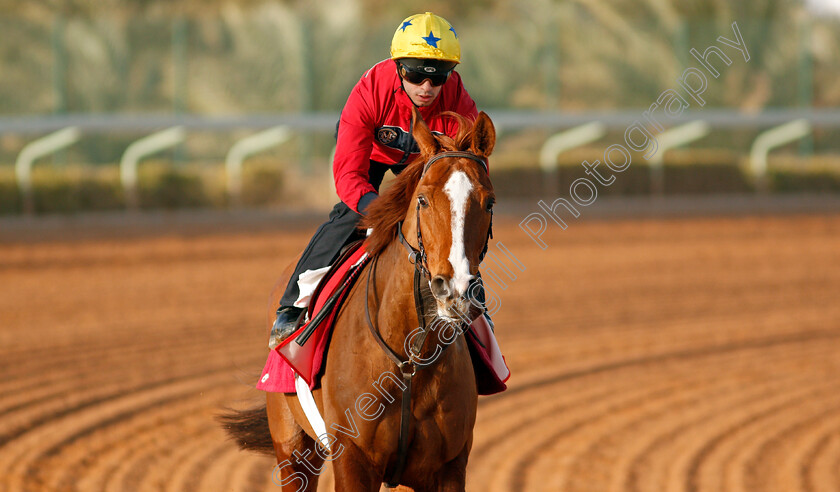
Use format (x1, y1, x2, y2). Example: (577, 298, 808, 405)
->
(366, 150, 492, 488)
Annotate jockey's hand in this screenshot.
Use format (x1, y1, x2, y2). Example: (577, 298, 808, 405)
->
(357, 192, 378, 215)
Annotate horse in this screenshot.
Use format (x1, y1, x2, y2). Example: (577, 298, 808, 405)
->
(222, 107, 496, 492)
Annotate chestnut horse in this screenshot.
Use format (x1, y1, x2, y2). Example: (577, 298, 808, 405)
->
(222, 108, 496, 492)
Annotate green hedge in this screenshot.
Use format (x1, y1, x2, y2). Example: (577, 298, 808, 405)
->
(769, 169, 840, 193)
(138, 166, 208, 209)
(491, 163, 755, 198)
(493, 163, 840, 198)
(0, 163, 285, 215)
(1, 161, 837, 215)
(0, 179, 21, 214)
(240, 166, 286, 207)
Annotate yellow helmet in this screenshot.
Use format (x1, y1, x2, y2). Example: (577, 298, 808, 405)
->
(390, 12, 460, 64)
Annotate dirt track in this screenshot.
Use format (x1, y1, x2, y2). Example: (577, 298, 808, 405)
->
(1, 213, 839, 492)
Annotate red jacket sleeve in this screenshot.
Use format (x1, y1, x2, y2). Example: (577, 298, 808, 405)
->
(333, 82, 377, 213)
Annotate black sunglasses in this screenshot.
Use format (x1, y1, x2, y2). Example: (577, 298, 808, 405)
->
(399, 64, 452, 87)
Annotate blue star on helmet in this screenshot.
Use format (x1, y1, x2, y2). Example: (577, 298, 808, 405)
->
(422, 30, 441, 48)
(449, 26, 458, 38)
(400, 20, 412, 32)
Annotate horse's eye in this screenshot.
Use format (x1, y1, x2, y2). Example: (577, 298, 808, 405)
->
(485, 197, 495, 212)
(418, 195, 429, 208)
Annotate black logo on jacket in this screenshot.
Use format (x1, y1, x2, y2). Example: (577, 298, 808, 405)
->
(376, 125, 442, 154)
(377, 127, 398, 145)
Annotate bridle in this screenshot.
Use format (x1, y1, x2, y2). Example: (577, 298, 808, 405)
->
(364, 150, 492, 488)
(396, 151, 493, 277)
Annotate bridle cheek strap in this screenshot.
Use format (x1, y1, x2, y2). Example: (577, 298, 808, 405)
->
(401, 150, 490, 274)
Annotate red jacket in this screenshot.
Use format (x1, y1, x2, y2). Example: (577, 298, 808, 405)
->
(333, 59, 479, 213)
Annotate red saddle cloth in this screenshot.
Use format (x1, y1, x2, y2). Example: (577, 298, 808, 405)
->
(256, 241, 510, 396)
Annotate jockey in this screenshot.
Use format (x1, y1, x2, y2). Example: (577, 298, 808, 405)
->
(270, 12, 489, 349)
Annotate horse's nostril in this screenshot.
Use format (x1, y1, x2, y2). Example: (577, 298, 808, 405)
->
(430, 275, 451, 299)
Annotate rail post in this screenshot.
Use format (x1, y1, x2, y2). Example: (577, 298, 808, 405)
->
(539, 122, 606, 196)
(15, 126, 81, 215)
(648, 121, 709, 196)
(120, 126, 185, 210)
(749, 119, 811, 193)
(224, 126, 291, 205)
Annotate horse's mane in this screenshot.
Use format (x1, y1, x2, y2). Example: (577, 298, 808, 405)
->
(360, 112, 474, 256)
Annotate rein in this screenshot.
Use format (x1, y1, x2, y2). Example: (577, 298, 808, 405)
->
(363, 254, 433, 489)
(364, 150, 492, 488)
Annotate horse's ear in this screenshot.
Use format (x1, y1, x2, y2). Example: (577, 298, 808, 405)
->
(412, 107, 439, 156)
(470, 111, 496, 158)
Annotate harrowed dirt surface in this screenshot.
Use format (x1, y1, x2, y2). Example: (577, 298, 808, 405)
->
(1, 213, 839, 492)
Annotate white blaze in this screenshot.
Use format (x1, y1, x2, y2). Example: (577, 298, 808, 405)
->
(443, 170, 474, 295)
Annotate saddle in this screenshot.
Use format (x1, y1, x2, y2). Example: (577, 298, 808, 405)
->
(277, 240, 370, 386)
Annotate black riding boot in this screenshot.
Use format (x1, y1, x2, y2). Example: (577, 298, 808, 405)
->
(268, 306, 305, 349)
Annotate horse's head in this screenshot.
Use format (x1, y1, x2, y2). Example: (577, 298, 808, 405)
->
(409, 109, 495, 320)
(357, 109, 494, 322)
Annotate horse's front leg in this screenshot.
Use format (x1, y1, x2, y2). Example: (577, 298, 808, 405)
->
(434, 441, 471, 492)
(270, 454, 323, 492)
(331, 442, 383, 492)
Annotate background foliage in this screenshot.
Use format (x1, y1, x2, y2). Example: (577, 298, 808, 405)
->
(2, 0, 838, 115)
(1, 0, 838, 214)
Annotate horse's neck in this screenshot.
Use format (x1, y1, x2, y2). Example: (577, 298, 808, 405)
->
(370, 239, 429, 355)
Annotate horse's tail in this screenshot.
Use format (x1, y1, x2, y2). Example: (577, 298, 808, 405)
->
(217, 405, 275, 455)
